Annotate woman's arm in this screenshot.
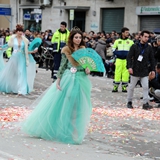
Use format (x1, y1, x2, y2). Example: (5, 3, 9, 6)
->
(56, 53, 68, 90)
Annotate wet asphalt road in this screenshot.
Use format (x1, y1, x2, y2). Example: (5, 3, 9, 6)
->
(0, 68, 160, 160)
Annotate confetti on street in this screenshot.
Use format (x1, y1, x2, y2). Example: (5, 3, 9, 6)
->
(0, 106, 31, 122)
(0, 72, 160, 159)
(92, 107, 160, 120)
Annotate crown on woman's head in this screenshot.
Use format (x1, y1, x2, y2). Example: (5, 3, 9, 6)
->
(70, 26, 81, 32)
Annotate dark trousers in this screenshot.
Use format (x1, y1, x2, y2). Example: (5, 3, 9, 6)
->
(52, 51, 61, 79)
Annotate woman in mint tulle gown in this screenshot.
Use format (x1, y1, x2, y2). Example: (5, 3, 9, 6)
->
(0, 24, 36, 95)
(22, 28, 92, 144)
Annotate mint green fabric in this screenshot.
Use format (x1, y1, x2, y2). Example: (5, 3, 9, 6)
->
(22, 62, 92, 144)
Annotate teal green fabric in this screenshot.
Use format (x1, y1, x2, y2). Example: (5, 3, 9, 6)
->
(22, 61, 92, 144)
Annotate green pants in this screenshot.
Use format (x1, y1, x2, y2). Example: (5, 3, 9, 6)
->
(113, 58, 129, 86)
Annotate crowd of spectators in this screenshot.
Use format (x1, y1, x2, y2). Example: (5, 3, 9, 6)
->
(0, 27, 159, 78)
(1, 26, 160, 106)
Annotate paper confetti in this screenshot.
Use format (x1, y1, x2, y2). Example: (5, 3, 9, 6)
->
(0, 106, 31, 122)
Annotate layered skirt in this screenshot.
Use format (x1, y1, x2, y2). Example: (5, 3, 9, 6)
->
(22, 69, 92, 144)
(0, 50, 36, 95)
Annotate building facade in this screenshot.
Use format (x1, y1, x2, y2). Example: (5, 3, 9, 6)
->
(0, 0, 10, 29)
(7, 0, 160, 33)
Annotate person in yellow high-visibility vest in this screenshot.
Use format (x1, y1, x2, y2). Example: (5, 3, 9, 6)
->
(112, 27, 134, 92)
(5, 31, 12, 58)
(51, 21, 70, 82)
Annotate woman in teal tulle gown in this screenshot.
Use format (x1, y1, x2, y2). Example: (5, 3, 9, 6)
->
(0, 24, 36, 95)
(22, 28, 92, 144)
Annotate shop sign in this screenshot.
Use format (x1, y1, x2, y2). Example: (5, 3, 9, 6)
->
(90, 22, 98, 31)
(136, 6, 160, 15)
(34, 14, 42, 22)
(31, 9, 42, 14)
(0, 7, 11, 16)
(24, 14, 31, 20)
(34, 14, 42, 20)
(70, 10, 74, 20)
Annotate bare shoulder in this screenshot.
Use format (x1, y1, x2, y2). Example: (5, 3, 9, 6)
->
(61, 46, 70, 54)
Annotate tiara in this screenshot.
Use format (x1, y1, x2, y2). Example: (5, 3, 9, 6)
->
(70, 26, 81, 32)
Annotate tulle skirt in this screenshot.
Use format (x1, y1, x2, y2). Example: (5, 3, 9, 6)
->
(0, 44, 9, 72)
(22, 69, 92, 144)
(0, 51, 36, 95)
(0, 49, 5, 71)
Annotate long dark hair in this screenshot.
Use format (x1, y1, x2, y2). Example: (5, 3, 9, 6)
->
(67, 27, 85, 52)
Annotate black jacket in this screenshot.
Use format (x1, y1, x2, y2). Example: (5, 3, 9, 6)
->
(127, 42, 155, 77)
(154, 46, 160, 63)
(149, 74, 160, 89)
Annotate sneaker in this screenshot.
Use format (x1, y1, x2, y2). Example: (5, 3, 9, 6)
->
(112, 85, 118, 92)
(142, 103, 153, 110)
(122, 85, 127, 92)
(127, 101, 133, 109)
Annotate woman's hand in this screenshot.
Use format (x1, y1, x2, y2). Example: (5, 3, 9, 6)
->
(32, 49, 38, 54)
(85, 67, 90, 75)
(56, 78, 61, 90)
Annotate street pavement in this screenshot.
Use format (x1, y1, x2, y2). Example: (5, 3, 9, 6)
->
(0, 68, 160, 160)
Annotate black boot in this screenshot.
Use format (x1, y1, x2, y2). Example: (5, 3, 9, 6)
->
(127, 101, 133, 109)
(142, 103, 153, 110)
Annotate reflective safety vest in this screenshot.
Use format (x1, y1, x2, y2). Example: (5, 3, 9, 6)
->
(51, 29, 70, 52)
(112, 38, 134, 59)
(5, 35, 11, 43)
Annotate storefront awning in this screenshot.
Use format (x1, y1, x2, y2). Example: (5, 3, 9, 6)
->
(53, 6, 90, 11)
(19, 5, 41, 9)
